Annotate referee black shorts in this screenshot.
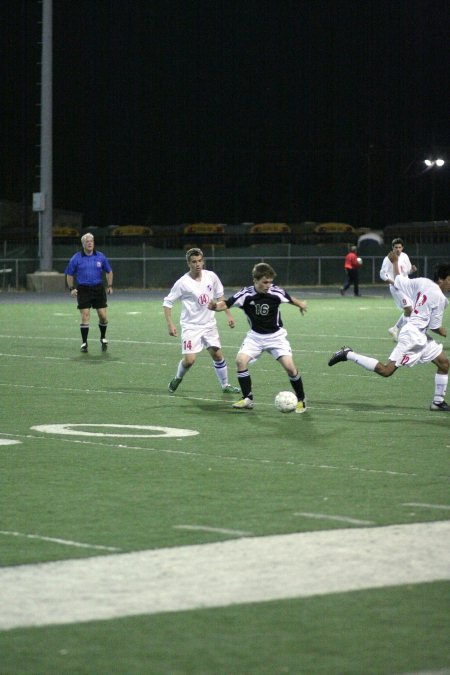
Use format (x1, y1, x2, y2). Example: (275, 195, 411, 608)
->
(77, 284, 107, 310)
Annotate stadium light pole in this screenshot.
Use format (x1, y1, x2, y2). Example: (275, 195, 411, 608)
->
(35, 0, 53, 271)
(424, 158, 445, 221)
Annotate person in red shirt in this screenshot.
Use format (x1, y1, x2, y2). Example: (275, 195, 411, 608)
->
(340, 245, 362, 296)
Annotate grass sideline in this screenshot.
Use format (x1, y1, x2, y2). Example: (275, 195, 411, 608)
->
(0, 290, 449, 673)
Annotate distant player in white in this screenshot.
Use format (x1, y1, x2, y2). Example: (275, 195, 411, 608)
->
(164, 248, 239, 394)
(379, 238, 417, 340)
(329, 256, 450, 412)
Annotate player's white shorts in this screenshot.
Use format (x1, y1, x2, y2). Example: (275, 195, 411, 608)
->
(238, 328, 292, 360)
(180, 324, 221, 354)
(389, 323, 443, 368)
(389, 284, 413, 311)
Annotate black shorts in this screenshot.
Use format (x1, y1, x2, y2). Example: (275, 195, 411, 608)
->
(77, 284, 107, 310)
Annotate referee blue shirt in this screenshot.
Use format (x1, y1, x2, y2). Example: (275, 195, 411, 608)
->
(65, 250, 112, 286)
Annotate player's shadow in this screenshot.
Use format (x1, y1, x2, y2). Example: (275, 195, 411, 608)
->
(317, 399, 414, 413)
(73, 354, 119, 364)
(107, 385, 163, 394)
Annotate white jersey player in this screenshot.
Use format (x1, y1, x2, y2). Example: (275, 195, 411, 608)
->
(329, 256, 450, 412)
(379, 238, 417, 340)
(163, 248, 239, 395)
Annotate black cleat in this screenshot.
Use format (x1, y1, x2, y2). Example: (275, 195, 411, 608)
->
(430, 400, 450, 412)
(80, 343, 88, 353)
(100, 338, 108, 352)
(168, 377, 182, 393)
(328, 346, 352, 367)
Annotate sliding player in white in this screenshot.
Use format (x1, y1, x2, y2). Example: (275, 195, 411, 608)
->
(329, 257, 450, 412)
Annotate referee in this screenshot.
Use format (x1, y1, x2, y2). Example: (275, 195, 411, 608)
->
(65, 232, 113, 353)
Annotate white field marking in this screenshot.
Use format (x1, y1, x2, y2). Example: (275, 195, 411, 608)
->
(402, 503, 450, 511)
(0, 353, 70, 361)
(52, 313, 73, 316)
(0, 380, 429, 420)
(125, 311, 142, 314)
(0, 521, 449, 631)
(0, 333, 399, 348)
(0, 358, 162, 368)
(0, 530, 121, 552)
(0, 431, 417, 478)
(295, 512, 375, 525)
(0, 334, 180, 347)
(31, 424, 199, 439)
(174, 525, 253, 536)
(0, 439, 21, 446)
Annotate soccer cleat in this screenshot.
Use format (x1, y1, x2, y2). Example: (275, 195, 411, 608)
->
(222, 384, 240, 393)
(168, 377, 182, 393)
(430, 400, 450, 412)
(100, 338, 108, 352)
(80, 343, 88, 353)
(328, 346, 352, 367)
(388, 326, 399, 341)
(232, 397, 254, 410)
(339, 289, 344, 296)
(295, 399, 307, 414)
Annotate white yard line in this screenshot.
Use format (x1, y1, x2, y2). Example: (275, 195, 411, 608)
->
(174, 525, 253, 536)
(0, 431, 418, 477)
(0, 530, 121, 552)
(0, 521, 449, 631)
(402, 503, 450, 511)
(294, 512, 374, 525)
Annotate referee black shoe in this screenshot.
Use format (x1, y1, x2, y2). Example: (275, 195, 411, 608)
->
(80, 343, 88, 353)
(100, 338, 108, 352)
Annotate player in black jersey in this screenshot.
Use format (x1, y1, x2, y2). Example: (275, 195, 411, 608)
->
(209, 262, 308, 413)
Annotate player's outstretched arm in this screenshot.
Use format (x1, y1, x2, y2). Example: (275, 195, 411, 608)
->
(291, 297, 307, 315)
(430, 326, 447, 337)
(208, 299, 227, 312)
(216, 296, 235, 328)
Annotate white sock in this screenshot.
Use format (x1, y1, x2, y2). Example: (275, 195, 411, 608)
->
(176, 360, 189, 379)
(396, 314, 409, 330)
(433, 373, 448, 403)
(213, 358, 228, 386)
(347, 351, 378, 371)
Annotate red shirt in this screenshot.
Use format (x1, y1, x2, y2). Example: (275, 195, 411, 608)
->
(344, 251, 358, 270)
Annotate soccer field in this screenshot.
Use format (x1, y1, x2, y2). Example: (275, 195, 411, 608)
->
(0, 289, 449, 674)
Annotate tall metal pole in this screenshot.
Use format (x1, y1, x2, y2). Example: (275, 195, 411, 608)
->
(38, 0, 53, 270)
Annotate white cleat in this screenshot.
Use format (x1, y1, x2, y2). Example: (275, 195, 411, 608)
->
(222, 384, 240, 393)
(388, 326, 399, 341)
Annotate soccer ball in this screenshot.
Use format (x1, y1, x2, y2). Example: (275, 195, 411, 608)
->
(357, 257, 363, 265)
(274, 390, 298, 413)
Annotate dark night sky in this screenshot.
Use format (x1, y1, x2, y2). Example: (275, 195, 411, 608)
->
(1, 0, 449, 229)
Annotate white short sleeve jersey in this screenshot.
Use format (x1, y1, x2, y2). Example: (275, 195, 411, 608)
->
(379, 252, 412, 282)
(163, 270, 224, 328)
(393, 275, 448, 332)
